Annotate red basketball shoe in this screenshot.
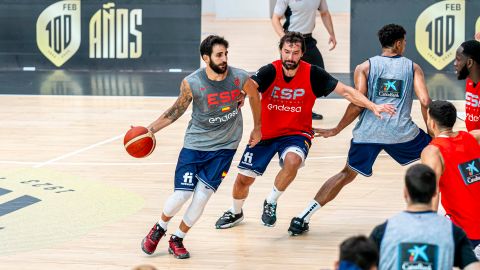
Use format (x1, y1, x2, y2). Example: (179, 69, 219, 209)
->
(141, 223, 166, 255)
(168, 235, 190, 259)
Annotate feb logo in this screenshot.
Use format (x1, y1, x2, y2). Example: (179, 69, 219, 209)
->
(36, 0, 81, 67)
(415, 0, 465, 70)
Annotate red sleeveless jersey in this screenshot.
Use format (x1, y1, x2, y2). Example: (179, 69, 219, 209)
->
(261, 60, 317, 140)
(430, 131, 480, 239)
(465, 78, 480, 131)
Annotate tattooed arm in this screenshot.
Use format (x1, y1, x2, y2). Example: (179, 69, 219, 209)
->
(147, 79, 193, 134)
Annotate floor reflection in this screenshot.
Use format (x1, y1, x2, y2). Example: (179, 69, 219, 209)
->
(0, 71, 467, 100)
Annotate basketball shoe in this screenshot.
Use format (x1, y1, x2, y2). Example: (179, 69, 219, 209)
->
(215, 210, 244, 229)
(141, 223, 166, 255)
(168, 235, 190, 259)
(288, 217, 309, 236)
(261, 200, 277, 226)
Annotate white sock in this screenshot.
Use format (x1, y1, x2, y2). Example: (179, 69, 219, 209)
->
(174, 229, 186, 239)
(297, 200, 321, 222)
(266, 186, 283, 204)
(231, 199, 245, 214)
(157, 219, 169, 231)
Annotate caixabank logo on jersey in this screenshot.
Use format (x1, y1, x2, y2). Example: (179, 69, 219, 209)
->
(36, 0, 142, 67)
(415, 0, 465, 70)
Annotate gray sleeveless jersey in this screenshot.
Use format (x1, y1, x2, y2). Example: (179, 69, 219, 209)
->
(352, 56, 419, 144)
(379, 212, 454, 270)
(183, 66, 249, 151)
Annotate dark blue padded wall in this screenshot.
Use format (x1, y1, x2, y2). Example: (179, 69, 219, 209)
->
(0, 0, 201, 71)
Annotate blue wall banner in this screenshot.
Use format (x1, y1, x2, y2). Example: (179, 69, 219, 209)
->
(351, 0, 480, 72)
(0, 0, 201, 71)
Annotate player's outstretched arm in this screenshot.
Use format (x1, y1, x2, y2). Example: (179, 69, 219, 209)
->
(314, 62, 368, 138)
(420, 145, 444, 211)
(333, 82, 395, 119)
(413, 63, 432, 133)
(147, 79, 193, 134)
(332, 62, 396, 119)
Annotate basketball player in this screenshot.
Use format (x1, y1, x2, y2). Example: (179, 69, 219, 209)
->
(140, 35, 262, 259)
(421, 100, 480, 259)
(289, 24, 432, 236)
(215, 31, 395, 229)
(272, 0, 337, 120)
(370, 164, 479, 269)
(454, 40, 480, 131)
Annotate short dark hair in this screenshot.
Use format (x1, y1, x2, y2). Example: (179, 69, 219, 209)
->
(428, 100, 457, 129)
(378, 24, 406, 48)
(460, 40, 480, 64)
(339, 235, 379, 270)
(405, 164, 436, 204)
(279, 31, 306, 53)
(200, 35, 228, 57)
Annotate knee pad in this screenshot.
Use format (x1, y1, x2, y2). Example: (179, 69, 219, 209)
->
(163, 190, 193, 217)
(182, 183, 214, 227)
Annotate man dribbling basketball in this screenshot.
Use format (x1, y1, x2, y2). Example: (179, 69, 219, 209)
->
(140, 35, 261, 259)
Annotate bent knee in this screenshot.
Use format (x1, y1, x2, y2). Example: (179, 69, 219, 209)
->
(340, 166, 358, 183)
(236, 173, 255, 187)
(283, 152, 303, 169)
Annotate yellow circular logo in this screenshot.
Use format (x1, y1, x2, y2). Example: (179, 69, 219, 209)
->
(0, 168, 144, 255)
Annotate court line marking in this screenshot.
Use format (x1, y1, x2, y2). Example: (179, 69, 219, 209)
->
(32, 134, 124, 168)
(2, 154, 389, 167)
(27, 110, 194, 168)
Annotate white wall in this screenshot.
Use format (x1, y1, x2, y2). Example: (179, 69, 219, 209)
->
(201, 0, 215, 14)
(215, 0, 271, 19)
(201, 0, 351, 17)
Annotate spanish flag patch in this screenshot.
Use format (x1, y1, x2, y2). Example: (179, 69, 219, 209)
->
(221, 106, 231, 112)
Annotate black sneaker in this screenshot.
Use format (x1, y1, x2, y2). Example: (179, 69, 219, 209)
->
(261, 200, 277, 227)
(312, 112, 323, 120)
(215, 210, 244, 229)
(288, 217, 309, 236)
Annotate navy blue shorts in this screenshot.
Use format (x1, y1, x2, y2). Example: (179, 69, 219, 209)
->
(237, 135, 311, 176)
(174, 148, 236, 192)
(347, 129, 431, 177)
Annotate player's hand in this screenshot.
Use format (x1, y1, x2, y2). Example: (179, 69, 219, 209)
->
(372, 103, 396, 119)
(328, 35, 337, 51)
(236, 91, 246, 109)
(313, 127, 339, 138)
(248, 128, 261, 147)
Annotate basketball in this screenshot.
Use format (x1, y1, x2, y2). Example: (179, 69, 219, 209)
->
(124, 126, 156, 158)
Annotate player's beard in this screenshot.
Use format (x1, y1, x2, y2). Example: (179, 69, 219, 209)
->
(282, 59, 299, 70)
(457, 64, 469, 80)
(210, 61, 228, 74)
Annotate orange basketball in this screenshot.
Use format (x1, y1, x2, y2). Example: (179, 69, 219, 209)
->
(124, 126, 156, 158)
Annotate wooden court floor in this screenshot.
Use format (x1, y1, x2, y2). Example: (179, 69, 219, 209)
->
(0, 95, 467, 269)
